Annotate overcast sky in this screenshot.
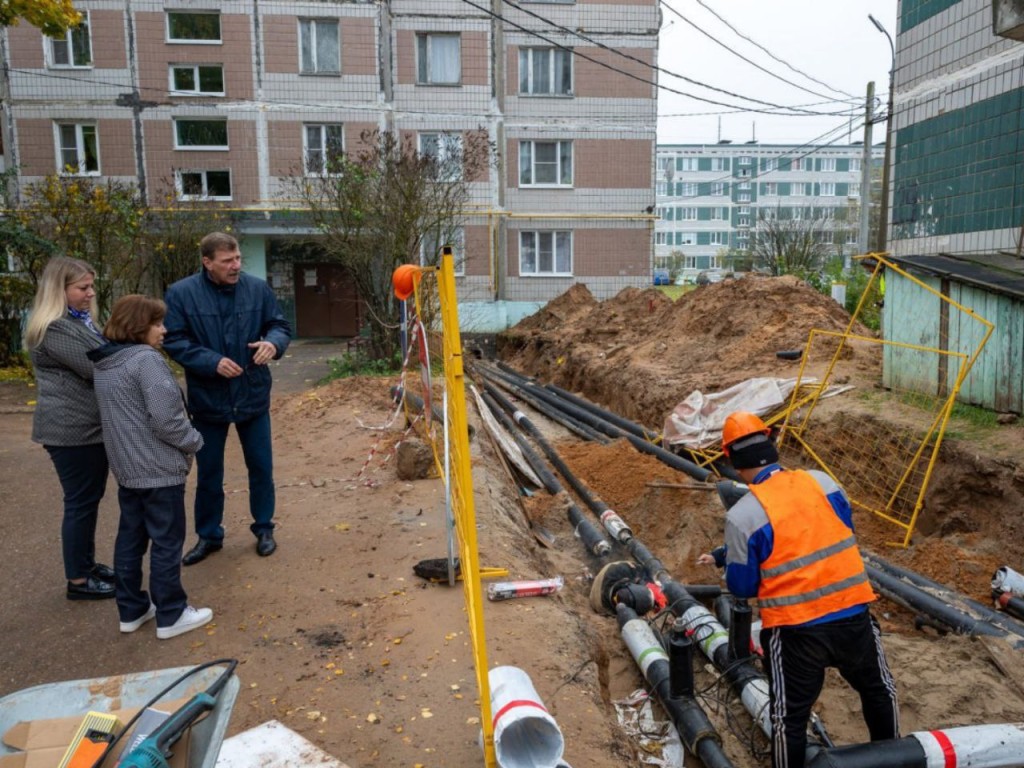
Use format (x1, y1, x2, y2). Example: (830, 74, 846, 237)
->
(656, 0, 899, 147)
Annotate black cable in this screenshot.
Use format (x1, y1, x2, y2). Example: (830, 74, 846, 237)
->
(497, 0, 858, 116)
(88, 658, 239, 768)
(688, 0, 856, 100)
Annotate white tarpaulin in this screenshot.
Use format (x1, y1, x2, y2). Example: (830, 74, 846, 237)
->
(662, 377, 810, 450)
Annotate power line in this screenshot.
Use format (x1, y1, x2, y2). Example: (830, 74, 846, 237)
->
(659, 0, 853, 104)
(688, 0, 856, 100)
(498, 0, 857, 116)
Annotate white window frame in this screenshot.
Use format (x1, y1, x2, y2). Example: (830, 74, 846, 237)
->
(737, 181, 751, 191)
(518, 47, 572, 96)
(169, 64, 225, 96)
(738, 217, 750, 227)
(678, 232, 697, 245)
(174, 119, 228, 150)
(655, 232, 667, 245)
(737, 168, 750, 177)
(820, 182, 836, 197)
(166, 11, 221, 44)
(679, 207, 697, 221)
(680, 182, 698, 197)
(738, 206, 750, 215)
(762, 158, 777, 172)
(304, 123, 344, 176)
(416, 32, 461, 85)
(710, 207, 726, 220)
(299, 18, 341, 75)
(821, 157, 836, 172)
(762, 182, 778, 195)
(794, 182, 810, 196)
(656, 181, 667, 196)
(711, 182, 726, 196)
(710, 158, 727, 171)
(421, 228, 465, 275)
(55, 123, 99, 175)
(48, 12, 91, 68)
(849, 158, 861, 172)
(519, 140, 572, 187)
(792, 207, 804, 220)
(736, 193, 751, 202)
(791, 157, 804, 171)
(738, 156, 752, 166)
(709, 232, 727, 245)
(519, 230, 572, 276)
(676, 157, 697, 172)
(848, 185, 860, 198)
(175, 169, 232, 200)
(418, 131, 464, 182)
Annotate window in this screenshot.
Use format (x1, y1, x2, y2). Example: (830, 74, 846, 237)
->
(791, 157, 804, 171)
(849, 158, 861, 172)
(421, 228, 465, 275)
(56, 123, 98, 174)
(519, 47, 571, 95)
(655, 232, 667, 245)
(709, 232, 727, 245)
(821, 158, 836, 172)
(711, 182, 727, 196)
(304, 124, 344, 175)
(520, 231, 572, 275)
(49, 15, 91, 67)
(792, 207, 804, 220)
(167, 12, 221, 43)
(676, 157, 697, 172)
(738, 217, 750, 227)
(419, 132, 463, 182)
(710, 158, 728, 171)
(820, 182, 836, 196)
(169, 65, 224, 95)
(299, 19, 340, 75)
(678, 207, 697, 220)
(762, 158, 777, 172)
(738, 206, 750, 215)
(658, 157, 673, 173)
(737, 168, 750, 178)
(848, 185, 860, 198)
(822, 231, 835, 244)
(680, 182, 698, 196)
(176, 169, 231, 200)
(175, 119, 228, 149)
(738, 156, 752, 166)
(519, 140, 572, 186)
(710, 207, 727, 220)
(417, 33, 460, 85)
(656, 182, 667, 196)
(677, 232, 697, 245)
(737, 181, 751, 191)
(736, 193, 750, 202)
(762, 182, 778, 195)
(793, 182, 810, 196)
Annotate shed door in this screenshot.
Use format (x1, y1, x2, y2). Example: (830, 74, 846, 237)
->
(293, 263, 360, 337)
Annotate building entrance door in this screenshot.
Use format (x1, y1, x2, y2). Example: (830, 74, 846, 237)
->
(293, 263, 361, 337)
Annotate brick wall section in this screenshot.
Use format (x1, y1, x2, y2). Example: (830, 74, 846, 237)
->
(507, 138, 651, 189)
(464, 224, 489, 276)
(262, 15, 297, 74)
(91, 10, 127, 69)
(505, 226, 648, 276)
(97, 118, 136, 176)
(466, 129, 491, 183)
(135, 12, 253, 101)
(575, 47, 653, 99)
(16, 119, 54, 176)
(144, 119, 259, 204)
(395, 30, 487, 86)
(343, 18, 377, 76)
(6, 24, 44, 68)
(267, 121, 376, 176)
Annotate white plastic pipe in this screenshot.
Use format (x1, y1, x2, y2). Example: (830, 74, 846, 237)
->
(913, 723, 1024, 768)
(992, 566, 1024, 596)
(489, 666, 565, 768)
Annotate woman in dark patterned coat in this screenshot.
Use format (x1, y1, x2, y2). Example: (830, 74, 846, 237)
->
(25, 256, 115, 600)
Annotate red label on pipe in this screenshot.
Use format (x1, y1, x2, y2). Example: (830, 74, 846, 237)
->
(929, 730, 957, 768)
(492, 699, 548, 728)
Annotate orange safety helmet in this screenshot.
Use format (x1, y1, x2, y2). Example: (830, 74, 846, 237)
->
(392, 264, 422, 301)
(721, 411, 771, 456)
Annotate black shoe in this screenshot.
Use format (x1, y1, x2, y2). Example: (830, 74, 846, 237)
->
(67, 575, 115, 601)
(182, 538, 223, 566)
(91, 563, 115, 583)
(256, 531, 276, 557)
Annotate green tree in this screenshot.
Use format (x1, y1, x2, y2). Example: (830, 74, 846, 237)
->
(750, 208, 831, 281)
(20, 175, 146, 316)
(292, 127, 492, 359)
(0, 0, 81, 37)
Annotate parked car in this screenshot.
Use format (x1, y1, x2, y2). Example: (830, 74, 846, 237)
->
(653, 269, 671, 286)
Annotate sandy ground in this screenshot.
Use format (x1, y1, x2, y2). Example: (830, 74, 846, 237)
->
(3, 284, 1024, 768)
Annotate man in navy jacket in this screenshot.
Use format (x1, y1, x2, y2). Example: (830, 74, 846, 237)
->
(164, 232, 292, 563)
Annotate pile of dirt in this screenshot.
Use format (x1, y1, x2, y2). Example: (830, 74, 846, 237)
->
(497, 276, 875, 428)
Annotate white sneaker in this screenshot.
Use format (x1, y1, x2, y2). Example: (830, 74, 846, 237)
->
(156, 606, 213, 640)
(120, 603, 156, 633)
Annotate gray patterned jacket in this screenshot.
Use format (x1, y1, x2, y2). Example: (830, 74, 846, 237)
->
(88, 343, 203, 489)
(30, 317, 105, 446)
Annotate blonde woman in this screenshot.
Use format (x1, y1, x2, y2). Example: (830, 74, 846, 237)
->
(26, 256, 114, 600)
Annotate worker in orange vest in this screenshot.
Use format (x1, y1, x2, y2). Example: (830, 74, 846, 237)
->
(699, 411, 899, 768)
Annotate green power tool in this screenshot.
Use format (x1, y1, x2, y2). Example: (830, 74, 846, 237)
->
(117, 692, 217, 768)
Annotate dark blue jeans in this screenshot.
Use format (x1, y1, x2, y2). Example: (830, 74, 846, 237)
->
(193, 411, 276, 541)
(115, 484, 188, 627)
(45, 443, 109, 580)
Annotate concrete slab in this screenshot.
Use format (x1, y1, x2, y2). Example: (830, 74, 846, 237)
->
(216, 720, 351, 768)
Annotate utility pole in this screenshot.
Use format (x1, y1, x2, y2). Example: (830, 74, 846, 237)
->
(870, 14, 896, 254)
(859, 82, 875, 258)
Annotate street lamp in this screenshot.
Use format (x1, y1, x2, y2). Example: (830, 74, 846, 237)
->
(869, 14, 896, 255)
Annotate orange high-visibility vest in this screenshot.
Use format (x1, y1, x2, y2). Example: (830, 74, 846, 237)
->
(748, 470, 875, 628)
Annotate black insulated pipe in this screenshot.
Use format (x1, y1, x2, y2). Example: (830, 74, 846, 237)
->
(543, 381, 660, 442)
(729, 600, 753, 663)
(669, 623, 696, 699)
(995, 591, 1024, 622)
(479, 390, 610, 557)
(805, 737, 926, 768)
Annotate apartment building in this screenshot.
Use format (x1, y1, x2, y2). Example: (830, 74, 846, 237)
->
(0, 0, 657, 335)
(878, 0, 1024, 412)
(655, 142, 883, 279)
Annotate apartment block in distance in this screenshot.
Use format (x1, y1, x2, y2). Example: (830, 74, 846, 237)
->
(656, 142, 884, 282)
(881, 0, 1024, 412)
(0, 0, 658, 336)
